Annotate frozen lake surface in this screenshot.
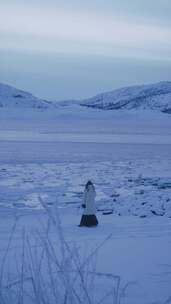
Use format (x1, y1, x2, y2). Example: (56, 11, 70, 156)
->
(0, 137, 171, 303)
(0, 108, 171, 303)
(0, 140, 171, 218)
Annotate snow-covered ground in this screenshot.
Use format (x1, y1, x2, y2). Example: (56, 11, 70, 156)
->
(0, 210, 171, 304)
(0, 84, 171, 303)
(0, 127, 171, 303)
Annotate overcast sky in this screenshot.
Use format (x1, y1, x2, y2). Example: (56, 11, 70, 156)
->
(0, 0, 171, 100)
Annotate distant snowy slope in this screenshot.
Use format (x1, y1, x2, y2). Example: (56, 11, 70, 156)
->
(0, 83, 52, 109)
(81, 81, 171, 113)
(1, 81, 171, 113)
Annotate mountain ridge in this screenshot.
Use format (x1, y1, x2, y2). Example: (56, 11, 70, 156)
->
(0, 83, 52, 109)
(80, 81, 171, 113)
(0, 81, 171, 113)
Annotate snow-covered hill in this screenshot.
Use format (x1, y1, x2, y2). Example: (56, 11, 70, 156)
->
(0, 83, 52, 109)
(1, 81, 171, 113)
(81, 81, 171, 113)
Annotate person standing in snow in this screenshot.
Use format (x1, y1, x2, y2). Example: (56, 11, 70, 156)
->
(79, 181, 98, 227)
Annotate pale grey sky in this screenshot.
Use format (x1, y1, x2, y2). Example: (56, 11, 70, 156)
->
(0, 0, 171, 100)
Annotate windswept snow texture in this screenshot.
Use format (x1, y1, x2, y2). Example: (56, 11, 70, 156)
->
(81, 81, 171, 113)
